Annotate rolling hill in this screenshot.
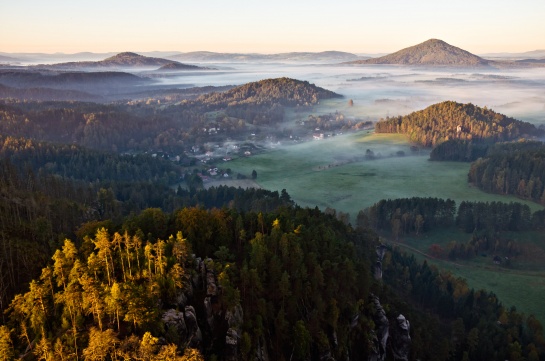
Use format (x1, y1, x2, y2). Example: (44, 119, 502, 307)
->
(375, 101, 541, 146)
(346, 39, 490, 66)
(197, 77, 342, 106)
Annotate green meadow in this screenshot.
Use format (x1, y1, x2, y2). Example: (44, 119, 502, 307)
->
(230, 132, 542, 217)
(230, 131, 545, 322)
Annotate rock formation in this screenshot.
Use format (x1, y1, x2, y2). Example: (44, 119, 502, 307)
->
(374, 244, 388, 280)
(391, 314, 411, 361)
(369, 294, 389, 361)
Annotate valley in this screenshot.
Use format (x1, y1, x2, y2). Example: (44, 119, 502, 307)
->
(2, 41, 545, 360)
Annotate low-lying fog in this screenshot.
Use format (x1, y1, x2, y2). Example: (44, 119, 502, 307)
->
(154, 63, 545, 126)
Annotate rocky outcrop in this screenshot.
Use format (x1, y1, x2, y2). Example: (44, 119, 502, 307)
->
(367, 294, 411, 361)
(184, 305, 203, 348)
(224, 328, 239, 361)
(225, 304, 243, 361)
(161, 309, 188, 342)
(369, 295, 389, 361)
(391, 314, 411, 361)
(162, 255, 247, 359)
(374, 245, 388, 280)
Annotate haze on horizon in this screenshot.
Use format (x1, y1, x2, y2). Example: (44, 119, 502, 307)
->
(1, 0, 544, 55)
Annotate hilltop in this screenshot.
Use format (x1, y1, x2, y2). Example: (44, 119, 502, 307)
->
(38, 52, 210, 70)
(375, 101, 540, 146)
(197, 77, 342, 106)
(346, 39, 490, 67)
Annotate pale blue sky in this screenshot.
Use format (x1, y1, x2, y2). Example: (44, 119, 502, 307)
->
(1, 0, 544, 54)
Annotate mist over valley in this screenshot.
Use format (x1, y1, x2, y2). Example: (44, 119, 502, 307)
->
(2, 39, 545, 360)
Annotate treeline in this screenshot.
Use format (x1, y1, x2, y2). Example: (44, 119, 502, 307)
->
(359, 197, 456, 236)
(430, 139, 544, 162)
(375, 101, 540, 147)
(303, 112, 372, 133)
(469, 144, 545, 204)
(1, 135, 182, 185)
(456, 201, 532, 233)
(361, 197, 537, 235)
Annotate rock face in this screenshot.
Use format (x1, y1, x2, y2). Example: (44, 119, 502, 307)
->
(369, 295, 389, 361)
(392, 314, 411, 361)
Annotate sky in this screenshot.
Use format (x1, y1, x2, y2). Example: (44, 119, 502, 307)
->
(1, 0, 544, 54)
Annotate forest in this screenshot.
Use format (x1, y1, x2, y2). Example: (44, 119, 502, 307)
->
(1, 132, 545, 359)
(374, 101, 541, 147)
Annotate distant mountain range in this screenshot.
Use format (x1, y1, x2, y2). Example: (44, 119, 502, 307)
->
(168, 51, 366, 63)
(36, 52, 210, 70)
(0, 50, 368, 65)
(345, 39, 490, 67)
(0, 54, 20, 63)
(480, 49, 545, 59)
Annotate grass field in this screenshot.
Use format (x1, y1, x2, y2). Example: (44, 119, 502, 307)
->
(230, 132, 542, 218)
(229, 130, 545, 323)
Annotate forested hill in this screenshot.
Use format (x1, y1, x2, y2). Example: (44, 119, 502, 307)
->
(197, 77, 342, 107)
(375, 101, 540, 147)
(345, 39, 489, 67)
